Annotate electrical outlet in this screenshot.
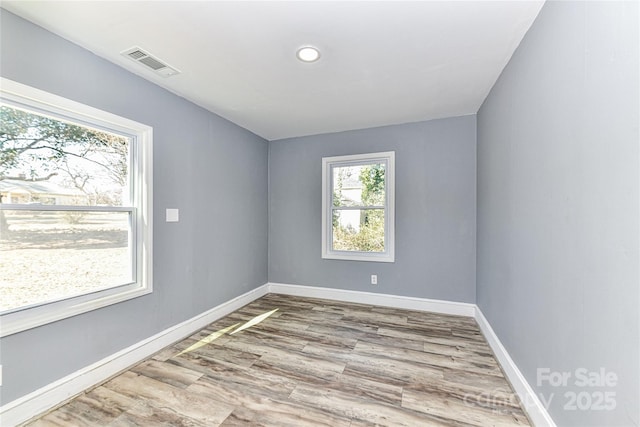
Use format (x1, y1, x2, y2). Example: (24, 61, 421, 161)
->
(371, 275, 378, 285)
(0, 365, 3, 386)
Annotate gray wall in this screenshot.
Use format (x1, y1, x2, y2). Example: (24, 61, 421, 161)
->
(0, 10, 268, 404)
(477, 2, 639, 426)
(269, 116, 476, 303)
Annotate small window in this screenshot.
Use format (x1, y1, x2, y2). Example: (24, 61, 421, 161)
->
(322, 151, 395, 262)
(0, 78, 153, 336)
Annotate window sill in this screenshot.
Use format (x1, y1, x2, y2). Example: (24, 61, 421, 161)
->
(0, 285, 151, 337)
(322, 252, 395, 263)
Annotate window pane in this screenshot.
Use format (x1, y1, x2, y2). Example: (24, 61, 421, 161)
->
(332, 208, 385, 252)
(332, 163, 385, 207)
(0, 210, 133, 313)
(0, 104, 130, 207)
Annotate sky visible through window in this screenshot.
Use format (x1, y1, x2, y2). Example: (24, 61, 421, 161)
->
(0, 104, 133, 313)
(0, 104, 129, 206)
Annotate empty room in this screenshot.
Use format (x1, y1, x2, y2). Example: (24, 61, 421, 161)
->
(0, 1, 638, 426)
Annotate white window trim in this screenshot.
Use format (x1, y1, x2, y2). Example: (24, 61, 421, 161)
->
(322, 151, 395, 263)
(0, 77, 153, 337)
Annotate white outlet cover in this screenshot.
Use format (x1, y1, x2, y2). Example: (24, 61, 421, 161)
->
(166, 208, 179, 222)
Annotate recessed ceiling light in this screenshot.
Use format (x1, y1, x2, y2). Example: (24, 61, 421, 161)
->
(296, 46, 321, 63)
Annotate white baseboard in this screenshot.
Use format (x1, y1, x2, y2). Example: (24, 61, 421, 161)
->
(475, 307, 556, 427)
(0, 284, 270, 427)
(267, 282, 476, 317)
(1, 281, 554, 427)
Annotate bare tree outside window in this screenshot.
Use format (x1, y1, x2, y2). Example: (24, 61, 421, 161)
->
(0, 104, 133, 312)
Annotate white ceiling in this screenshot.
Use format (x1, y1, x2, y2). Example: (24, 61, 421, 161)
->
(2, 1, 544, 141)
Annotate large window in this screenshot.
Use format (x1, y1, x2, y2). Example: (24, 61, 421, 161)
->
(0, 78, 152, 336)
(322, 151, 395, 262)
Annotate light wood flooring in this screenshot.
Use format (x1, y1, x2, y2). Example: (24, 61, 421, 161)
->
(26, 294, 531, 426)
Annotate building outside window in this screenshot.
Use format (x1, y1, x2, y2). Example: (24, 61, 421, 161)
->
(322, 151, 395, 263)
(0, 78, 153, 336)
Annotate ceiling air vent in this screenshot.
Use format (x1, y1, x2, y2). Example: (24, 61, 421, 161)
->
(121, 46, 180, 78)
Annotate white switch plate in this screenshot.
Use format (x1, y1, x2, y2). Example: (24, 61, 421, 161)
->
(166, 208, 179, 222)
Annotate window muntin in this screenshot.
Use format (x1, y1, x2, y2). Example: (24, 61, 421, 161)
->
(0, 78, 152, 336)
(322, 152, 395, 262)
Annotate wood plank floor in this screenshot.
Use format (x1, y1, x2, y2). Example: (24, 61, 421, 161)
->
(26, 294, 531, 426)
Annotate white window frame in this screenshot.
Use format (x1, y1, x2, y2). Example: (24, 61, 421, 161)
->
(322, 151, 395, 262)
(0, 78, 153, 337)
